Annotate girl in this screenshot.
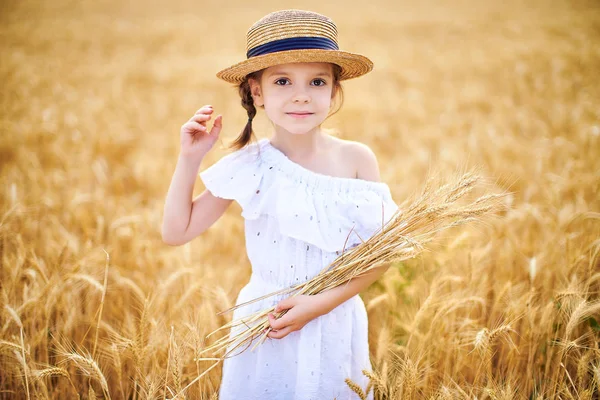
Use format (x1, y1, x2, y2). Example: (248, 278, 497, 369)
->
(162, 9, 398, 400)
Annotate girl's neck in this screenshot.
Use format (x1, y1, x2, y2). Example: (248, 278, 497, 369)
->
(269, 126, 328, 160)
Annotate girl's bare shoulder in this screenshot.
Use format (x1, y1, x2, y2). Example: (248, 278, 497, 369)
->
(325, 136, 381, 181)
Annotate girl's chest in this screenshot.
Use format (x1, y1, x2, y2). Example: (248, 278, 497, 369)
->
(286, 146, 356, 180)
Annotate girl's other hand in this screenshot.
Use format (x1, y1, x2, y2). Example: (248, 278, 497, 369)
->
(264, 295, 325, 340)
(179, 105, 223, 161)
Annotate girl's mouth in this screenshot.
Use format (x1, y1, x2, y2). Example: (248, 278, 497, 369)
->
(287, 112, 314, 119)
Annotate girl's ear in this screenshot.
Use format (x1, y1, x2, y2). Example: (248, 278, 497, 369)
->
(249, 78, 264, 107)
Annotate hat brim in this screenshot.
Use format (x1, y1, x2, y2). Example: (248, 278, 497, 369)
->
(216, 49, 373, 84)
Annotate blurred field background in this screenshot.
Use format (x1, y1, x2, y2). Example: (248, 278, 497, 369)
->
(1, 0, 599, 398)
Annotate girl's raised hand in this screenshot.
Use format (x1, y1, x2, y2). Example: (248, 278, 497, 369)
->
(179, 105, 223, 161)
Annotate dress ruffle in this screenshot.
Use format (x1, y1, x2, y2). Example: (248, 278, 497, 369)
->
(200, 138, 399, 253)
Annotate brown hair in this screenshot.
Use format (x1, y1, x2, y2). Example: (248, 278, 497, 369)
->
(228, 64, 345, 150)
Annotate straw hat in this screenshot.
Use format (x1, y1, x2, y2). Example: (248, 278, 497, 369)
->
(216, 9, 374, 84)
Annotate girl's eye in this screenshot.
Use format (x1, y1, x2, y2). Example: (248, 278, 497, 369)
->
(273, 78, 328, 86)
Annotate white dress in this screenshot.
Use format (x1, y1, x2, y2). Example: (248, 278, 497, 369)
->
(199, 138, 399, 400)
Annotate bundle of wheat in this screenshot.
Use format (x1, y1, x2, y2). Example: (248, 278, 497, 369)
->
(170, 169, 509, 399)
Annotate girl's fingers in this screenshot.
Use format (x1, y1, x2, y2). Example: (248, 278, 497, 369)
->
(213, 115, 222, 127)
(194, 106, 214, 115)
(267, 326, 293, 339)
(182, 121, 207, 133)
(190, 114, 211, 123)
(209, 115, 223, 137)
(268, 312, 291, 330)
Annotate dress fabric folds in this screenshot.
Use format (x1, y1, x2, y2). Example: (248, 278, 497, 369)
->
(199, 138, 398, 400)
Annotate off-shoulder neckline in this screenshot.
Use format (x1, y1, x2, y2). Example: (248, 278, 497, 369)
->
(255, 137, 392, 194)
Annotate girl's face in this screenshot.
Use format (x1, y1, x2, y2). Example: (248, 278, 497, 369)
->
(249, 62, 335, 135)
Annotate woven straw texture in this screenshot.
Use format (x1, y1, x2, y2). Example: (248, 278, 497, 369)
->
(216, 9, 373, 84)
(246, 11, 338, 51)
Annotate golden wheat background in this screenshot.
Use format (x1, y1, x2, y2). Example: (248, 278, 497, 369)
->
(1, 0, 599, 398)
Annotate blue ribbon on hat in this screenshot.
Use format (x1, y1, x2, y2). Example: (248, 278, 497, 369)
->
(247, 37, 339, 58)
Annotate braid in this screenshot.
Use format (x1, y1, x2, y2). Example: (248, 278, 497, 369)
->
(229, 71, 263, 150)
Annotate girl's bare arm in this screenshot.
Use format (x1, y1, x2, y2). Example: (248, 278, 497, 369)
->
(161, 155, 232, 246)
(161, 105, 228, 246)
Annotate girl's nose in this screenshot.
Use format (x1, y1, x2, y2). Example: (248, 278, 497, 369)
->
(292, 90, 311, 103)
(293, 96, 310, 103)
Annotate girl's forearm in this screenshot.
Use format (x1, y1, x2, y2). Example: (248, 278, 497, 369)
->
(313, 264, 390, 316)
(161, 154, 204, 241)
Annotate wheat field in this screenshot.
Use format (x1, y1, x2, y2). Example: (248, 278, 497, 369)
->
(1, 0, 599, 398)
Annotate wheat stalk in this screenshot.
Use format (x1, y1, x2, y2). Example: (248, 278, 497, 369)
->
(172, 334, 183, 396)
(0, 339, 24, 354)
(167, 170, 509, 399)
(19, 327, 30, 400)
(110, 343, 125, 399)
(164, 326, 174, 400)
(92, 249, 110, 359)
(54, 340, 111, 399)
(344, 377, 367, 400)
(473, 324, 517, 387)
(32, 366, 68, 380)
(362, 369, 383, 396)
